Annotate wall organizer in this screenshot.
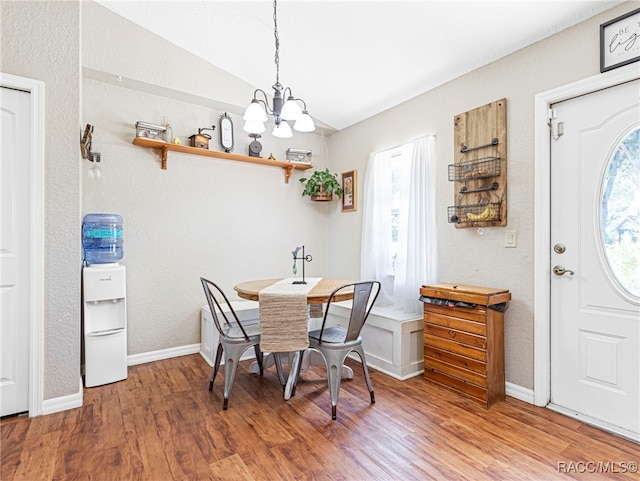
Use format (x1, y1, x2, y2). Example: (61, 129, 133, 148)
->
(448, 98, 507, 227)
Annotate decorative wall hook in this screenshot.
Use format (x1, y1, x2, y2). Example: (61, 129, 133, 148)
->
(80, 124, 101, 162)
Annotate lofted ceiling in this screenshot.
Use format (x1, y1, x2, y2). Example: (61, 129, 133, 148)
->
(96, 0, 624, 131)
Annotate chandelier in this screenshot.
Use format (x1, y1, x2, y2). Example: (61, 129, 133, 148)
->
(242, 0, 315, 138)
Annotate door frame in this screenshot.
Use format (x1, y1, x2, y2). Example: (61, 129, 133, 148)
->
(1, 73, 45, 416)
(533, 63, 640, 410)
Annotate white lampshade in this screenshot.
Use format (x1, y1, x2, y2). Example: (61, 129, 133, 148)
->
(281, 98, 303, 121)
(243, 121, 266, 134)
(243, 100, 268, 122)
(294, 111, 315, 132)
(272, 121, 293, 139)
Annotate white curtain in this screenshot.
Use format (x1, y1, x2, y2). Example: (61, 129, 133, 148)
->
(361, 135, 437, 314)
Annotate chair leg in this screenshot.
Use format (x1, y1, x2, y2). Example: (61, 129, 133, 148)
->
(222, 345, 246, 410)
(319, 349, 349, 420)
(254, 345, 264, 376)
(273, 353, 287, 388)
(290, 350, 306, 397)
(209, 343, 223, 391)
(354, 345, 375, 404)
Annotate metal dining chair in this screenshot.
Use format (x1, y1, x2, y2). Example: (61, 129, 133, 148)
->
(303, 281, 381, 420)
(200, 277, 269, 410)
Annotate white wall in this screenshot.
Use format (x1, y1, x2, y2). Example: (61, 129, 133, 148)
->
(82, 3, 336, 355)
(326, 2, 636, 389)
(2, 0, 633, 404)
(0, 0, 81, 400)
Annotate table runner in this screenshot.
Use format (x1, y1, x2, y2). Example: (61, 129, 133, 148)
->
(258, 277, 321, 352)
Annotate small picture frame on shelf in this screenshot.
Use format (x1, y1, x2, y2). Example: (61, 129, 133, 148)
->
(600, 8, 640, 73)
(341, 170, 357, 212)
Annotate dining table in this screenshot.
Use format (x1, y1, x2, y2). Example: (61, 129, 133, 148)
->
(234, 277, 354, 399)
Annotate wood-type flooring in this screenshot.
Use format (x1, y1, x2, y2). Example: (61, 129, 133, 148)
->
(1, 354, 638, 480)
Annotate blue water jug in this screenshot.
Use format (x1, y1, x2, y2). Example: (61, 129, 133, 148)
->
(82, 213, 123, 264)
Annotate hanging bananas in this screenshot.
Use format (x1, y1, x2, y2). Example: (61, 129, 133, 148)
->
(466, 205, 497, 221)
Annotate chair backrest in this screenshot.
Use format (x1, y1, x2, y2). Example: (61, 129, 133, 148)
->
(200, 277, 251, 340)
(322, 281, 381, 343)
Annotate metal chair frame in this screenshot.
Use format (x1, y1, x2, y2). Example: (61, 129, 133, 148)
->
(200, 277, 267, 410)
(304, 281, 381, 420)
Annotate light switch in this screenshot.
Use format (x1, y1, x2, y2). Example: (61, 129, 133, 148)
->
(505, 229, 517, 248)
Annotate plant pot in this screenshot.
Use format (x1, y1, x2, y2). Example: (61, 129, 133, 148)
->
(311, 192, 333, 201)
(311, 185, 333, 201)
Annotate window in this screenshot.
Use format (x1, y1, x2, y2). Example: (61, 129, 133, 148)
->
(600, 126, 640, 299)
(361, 135, 437, 313)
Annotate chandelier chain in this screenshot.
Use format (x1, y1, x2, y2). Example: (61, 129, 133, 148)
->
(273, 0, 280, 85)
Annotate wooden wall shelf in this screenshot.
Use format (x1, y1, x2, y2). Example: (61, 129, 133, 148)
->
(132, 137, 312, 183)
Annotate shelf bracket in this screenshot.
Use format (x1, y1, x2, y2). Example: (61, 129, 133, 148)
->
(161, 146, 169, 170)
(284, 165, 294, 184)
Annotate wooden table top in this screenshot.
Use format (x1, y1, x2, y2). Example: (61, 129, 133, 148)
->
(234, 278, 354, 304)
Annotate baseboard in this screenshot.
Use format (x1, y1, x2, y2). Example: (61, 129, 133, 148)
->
(42, 377, 83, 415)
(127, 343, 201, 366)
(505, 381, 535, 404)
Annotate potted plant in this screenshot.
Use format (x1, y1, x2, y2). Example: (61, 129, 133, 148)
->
(300, 168, 343, 201)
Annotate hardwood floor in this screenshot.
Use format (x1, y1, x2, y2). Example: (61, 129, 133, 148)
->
(2, 354, 638, 480)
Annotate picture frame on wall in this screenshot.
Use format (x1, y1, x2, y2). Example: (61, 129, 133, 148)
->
(600, 7, 640, 73)
(341, 170, 357, 212)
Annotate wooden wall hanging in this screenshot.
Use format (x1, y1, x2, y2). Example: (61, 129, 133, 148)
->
(449, 98, 507, 228)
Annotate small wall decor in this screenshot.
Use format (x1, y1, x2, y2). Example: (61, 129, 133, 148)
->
(341, 170, 357, 212)
(600, 8, 640, 73)
(218, 113, 234, 152)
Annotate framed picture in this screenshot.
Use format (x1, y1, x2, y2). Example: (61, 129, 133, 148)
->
(341, 170, 357, 212)
(600, 8, 640, 73)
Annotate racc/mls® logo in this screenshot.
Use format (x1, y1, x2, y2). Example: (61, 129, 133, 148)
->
(99, 275, 112, 282)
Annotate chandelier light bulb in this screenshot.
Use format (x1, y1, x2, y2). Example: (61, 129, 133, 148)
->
(294, 111, 315, 132)
(272, 121, 293, 139)
(243, 100, 268, 123)
(281, 97, 303, 121)
(243, 120, 266, 134)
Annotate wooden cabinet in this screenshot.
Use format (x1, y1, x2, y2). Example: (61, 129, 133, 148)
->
(420, 283, 510, 408)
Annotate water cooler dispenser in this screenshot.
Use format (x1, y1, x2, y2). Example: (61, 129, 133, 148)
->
(82, 213, 127, 387)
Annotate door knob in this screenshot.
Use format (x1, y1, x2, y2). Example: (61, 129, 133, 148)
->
(553, 265, 575, 276)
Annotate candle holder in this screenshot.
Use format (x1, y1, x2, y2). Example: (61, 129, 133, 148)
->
(292, 245, 312, 284)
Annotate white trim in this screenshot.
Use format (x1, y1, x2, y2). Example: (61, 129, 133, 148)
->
(127, 343, 201, 366)
(505, 382, 535, 404)
(0, 73, 45, 417)
(42, 378, 83, 415)
(533, 63, 640, 408)
(547, 403, 640, 443)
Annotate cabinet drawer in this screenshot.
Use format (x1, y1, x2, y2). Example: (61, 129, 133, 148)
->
(424, 356, 487, 387)
(423, 303, 486, 323)
(424, 369, 488, 403)
(424, 334, 486, 361)
(424, 324, 486, 350)
(425, 312, 486, 336)
(424, 346, 486, 374)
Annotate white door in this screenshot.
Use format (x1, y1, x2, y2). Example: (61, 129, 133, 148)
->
(550, 79, 640, 439)
(0, 86, 31, 416)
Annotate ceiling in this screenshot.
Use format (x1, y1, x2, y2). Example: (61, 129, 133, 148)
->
(95, 0, 623, 131)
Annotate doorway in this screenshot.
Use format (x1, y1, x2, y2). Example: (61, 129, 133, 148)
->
(534, 64, 640, 442)
(0, 73, 45, 417)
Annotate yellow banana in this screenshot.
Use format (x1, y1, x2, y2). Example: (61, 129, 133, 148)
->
(466, 205, 496, 221)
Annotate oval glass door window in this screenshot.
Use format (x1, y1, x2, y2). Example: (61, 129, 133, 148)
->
(600, 126, 639, 299)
